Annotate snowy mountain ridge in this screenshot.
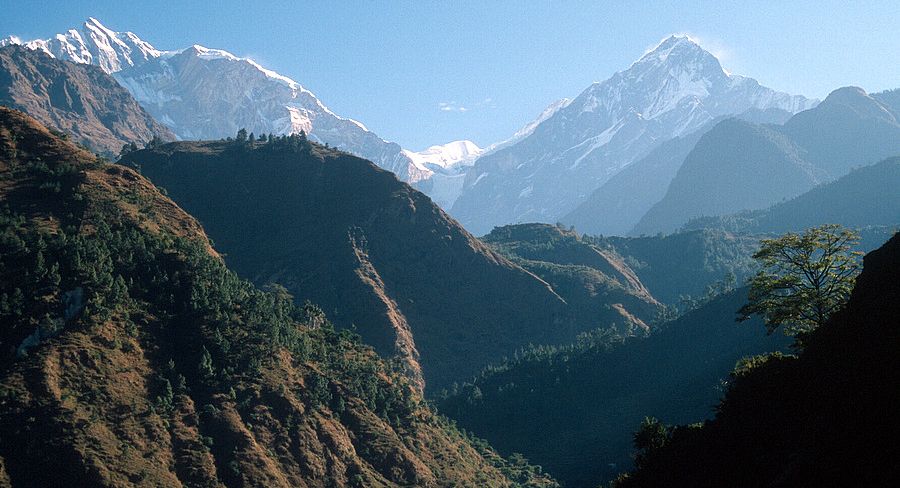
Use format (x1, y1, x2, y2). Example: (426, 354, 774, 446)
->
(4, 18, 428, 182)
(1, 17, 160, 73)
(403, 140, 483, 172)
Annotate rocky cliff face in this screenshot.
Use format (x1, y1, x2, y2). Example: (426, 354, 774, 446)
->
(0, 45, 174, 156)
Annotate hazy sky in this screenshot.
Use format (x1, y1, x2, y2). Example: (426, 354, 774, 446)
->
(2, 1, 898, 149)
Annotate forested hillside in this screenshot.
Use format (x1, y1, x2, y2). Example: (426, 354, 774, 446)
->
(438, 288, 788, 487)
(0, 107, 556, 487)
(122, 137, 660, 392)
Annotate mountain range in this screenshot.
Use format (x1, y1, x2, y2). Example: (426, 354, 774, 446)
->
(2, 16, 900, 487)
(682, 157, 900, 238)
(632, 86, 900, 235)
(448, 35, 817, 235)
(3, 24, 826, 237)
(2, 18, 432, 182)
(561, 107, 795, 236)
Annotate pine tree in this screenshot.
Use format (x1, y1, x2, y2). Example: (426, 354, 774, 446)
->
(198, 346, 215, 381)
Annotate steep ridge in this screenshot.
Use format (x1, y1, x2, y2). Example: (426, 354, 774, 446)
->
(0, 107, 556, 487)
(632, 118, 824, 235)
(633, 86, 900, 235)
(563, 108, 793, 236)
(450, 35, 815, 235)
(483, 224, 665, 333)
(5, 18, 425, 183)
(0, 45, 174, 156)
(120, 138, 655, 392)
(483, 224, 760, 308)
(438, 288, 789, 487)
(682, 157, 900, 238)
(615, 232, 900, 487)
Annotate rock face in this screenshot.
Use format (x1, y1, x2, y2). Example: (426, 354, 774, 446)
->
(5, 18, 426, 182)
(0, 107, 557, 488)
(632, 86, 900, 235)
(450, 36, 816, 235)
(0, 45, 174, 156)
(122, 138, 662, 393)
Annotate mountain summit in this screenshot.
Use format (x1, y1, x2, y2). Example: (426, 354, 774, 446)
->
(1, 17, 160, 73)
(450, 35, 817, 234)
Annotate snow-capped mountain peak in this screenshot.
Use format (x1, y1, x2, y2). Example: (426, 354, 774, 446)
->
(404, 140, 484, 211)
(4, 18, 161, 73)
(449, 34, 819, 234)
(403, 140, 483, 172)
(635, 35, 707, 65)
(0, 35, 21, 46)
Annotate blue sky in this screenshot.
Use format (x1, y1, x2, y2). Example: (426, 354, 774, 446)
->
(2, 1, 898, 150)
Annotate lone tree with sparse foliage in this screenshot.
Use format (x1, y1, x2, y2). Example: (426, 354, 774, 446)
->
(739, 224, 862, 346)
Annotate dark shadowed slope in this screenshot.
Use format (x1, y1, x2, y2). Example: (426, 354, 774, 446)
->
(616, 232, 900, 488)
(632, 118, 823, 235)
(123, 139, 659, 392)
